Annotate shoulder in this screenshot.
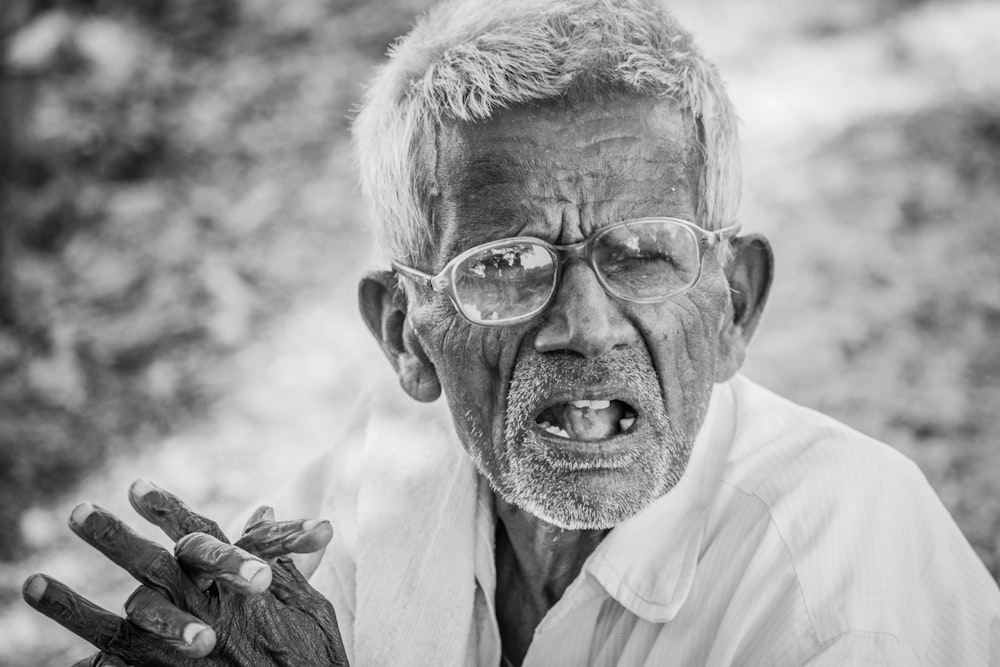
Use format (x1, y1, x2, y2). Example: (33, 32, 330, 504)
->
(731, 376, 935, 506)
(721, 374, 933, 527)
(711, 376, 1000, 658)
(723, 374, 923, 491)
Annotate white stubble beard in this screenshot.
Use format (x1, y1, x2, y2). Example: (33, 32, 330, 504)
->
(467, 346, 695, 530)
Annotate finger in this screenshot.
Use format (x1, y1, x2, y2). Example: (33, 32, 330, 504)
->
(268, 555, 336, 611)
(235, 518, 334, 560)
(174, 532, 271, 594)
(68, 503, 194, 605)
(69, 653, 130, 667)
(23, 574, 124, 652)
(242, 505, 275, 534)
(124, 586, 216, 658)
(129, 479, 228, 544)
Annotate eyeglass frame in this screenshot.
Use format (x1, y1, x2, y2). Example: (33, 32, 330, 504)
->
(390, 216, 742, 327)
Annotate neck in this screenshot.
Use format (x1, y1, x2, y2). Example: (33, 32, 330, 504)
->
(495, 496, 608, 601)
(493, 495, 609, 665)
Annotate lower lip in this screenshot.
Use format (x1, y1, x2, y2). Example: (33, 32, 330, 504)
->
(530, 424, 641, 465)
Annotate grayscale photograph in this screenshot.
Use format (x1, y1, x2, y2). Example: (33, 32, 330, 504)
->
(1, 0, 998, 664)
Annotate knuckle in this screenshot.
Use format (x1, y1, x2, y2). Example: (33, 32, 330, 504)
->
(240, 520, 295, 550)
(136, 490, 225, 541)
(141, 549, 179, 587)
(185, 518, 225, 543)
(89, 515, 123, 545)
(237, 523, 275, 547)
(100, 614, 134, 654)
(175, 531, 207, 553)
(182, 513, 220, 533)
(123, 586, 157, 618)
(176, 532, 227, 566)
(143, 501, 171, 525)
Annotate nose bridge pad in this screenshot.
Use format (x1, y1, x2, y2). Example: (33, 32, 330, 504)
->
(552, 239, 596, 300)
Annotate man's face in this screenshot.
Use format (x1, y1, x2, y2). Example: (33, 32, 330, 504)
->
(404, 96, 735, 529)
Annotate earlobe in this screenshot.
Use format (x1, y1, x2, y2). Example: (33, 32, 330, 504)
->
(715, 234, 774, 382)
(358, 271, 442, 402)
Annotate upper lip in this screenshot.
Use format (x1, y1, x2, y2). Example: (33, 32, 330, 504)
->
(531, 386, 639, 420)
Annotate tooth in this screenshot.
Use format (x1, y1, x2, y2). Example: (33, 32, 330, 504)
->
(545, 425, 570, 438)
(538, 421, 550, 428)
(619, 417, 635, 431)
(568, 399, 611, 410)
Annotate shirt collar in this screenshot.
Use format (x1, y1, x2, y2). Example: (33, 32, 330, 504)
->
(582, 380, 737, 623)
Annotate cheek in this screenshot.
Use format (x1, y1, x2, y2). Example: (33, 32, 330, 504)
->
(642, 297, 725, 369)
(410, 301, 510, 435)
(638, 287, 729, 426)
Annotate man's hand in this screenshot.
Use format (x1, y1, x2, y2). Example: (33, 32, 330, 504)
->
(22, 480, 349, 666)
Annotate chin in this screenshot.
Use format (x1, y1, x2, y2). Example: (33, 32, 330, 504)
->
(492, 427, 691, 530)
(506, 473, 661, 530)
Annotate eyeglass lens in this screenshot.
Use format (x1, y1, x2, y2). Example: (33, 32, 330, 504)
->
(452, 243, 557, 322)
(593, 220, 700, 300)
(450, 220, 701, 323)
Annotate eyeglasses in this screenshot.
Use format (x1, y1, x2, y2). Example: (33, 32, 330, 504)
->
(391, 217, 740, 327)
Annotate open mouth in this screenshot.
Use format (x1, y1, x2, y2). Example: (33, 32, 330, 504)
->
(534, 399, 637, 441)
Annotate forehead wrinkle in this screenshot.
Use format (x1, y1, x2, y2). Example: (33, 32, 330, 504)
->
(433, 98, 702, 261)
(436, 129, 534, 266)
(456, 151, 523, 196)
(581, 153, 695, 225)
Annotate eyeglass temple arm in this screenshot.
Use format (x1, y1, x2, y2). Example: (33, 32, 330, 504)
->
(717, 222, 741, 240)
(390, 260, 439, 288)
(701, 222, 741, 249)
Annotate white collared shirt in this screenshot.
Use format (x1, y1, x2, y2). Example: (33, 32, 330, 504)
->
(269, 374, 1000, 666)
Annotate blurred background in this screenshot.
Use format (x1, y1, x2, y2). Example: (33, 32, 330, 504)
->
(0, 0, 997, 663)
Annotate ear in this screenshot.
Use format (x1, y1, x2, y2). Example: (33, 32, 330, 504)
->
(358, 271, 441, 402)
(715, 234, 774, 382)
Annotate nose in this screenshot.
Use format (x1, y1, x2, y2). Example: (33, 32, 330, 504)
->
(533, 261, 636, 358)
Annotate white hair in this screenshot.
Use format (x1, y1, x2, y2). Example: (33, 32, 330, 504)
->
(352, 0, 741, 267)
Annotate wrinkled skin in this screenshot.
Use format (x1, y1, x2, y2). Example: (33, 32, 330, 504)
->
(23, 481, 349, 667)
(360, 95, 773, 663)
(364, 96, 771, 528)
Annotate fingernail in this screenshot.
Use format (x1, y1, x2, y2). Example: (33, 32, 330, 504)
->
(182, 622, 210, 646)
(23, 574, 47, 601)
(186, 624, 217, 656)
(69, 502, 94, 527)
(285, 520, 333, 552)
(239, 559, 267, 584)
(246, 505, 274, 526)
(130, 478, 157, 498)
(301, 519, 324, 531)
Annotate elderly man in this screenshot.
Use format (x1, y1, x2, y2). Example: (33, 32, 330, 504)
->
(24, 0, 1000, 665)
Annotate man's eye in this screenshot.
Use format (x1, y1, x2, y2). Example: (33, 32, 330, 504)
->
(604, 249, 678, 271)
(636, 251, 677, 265)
